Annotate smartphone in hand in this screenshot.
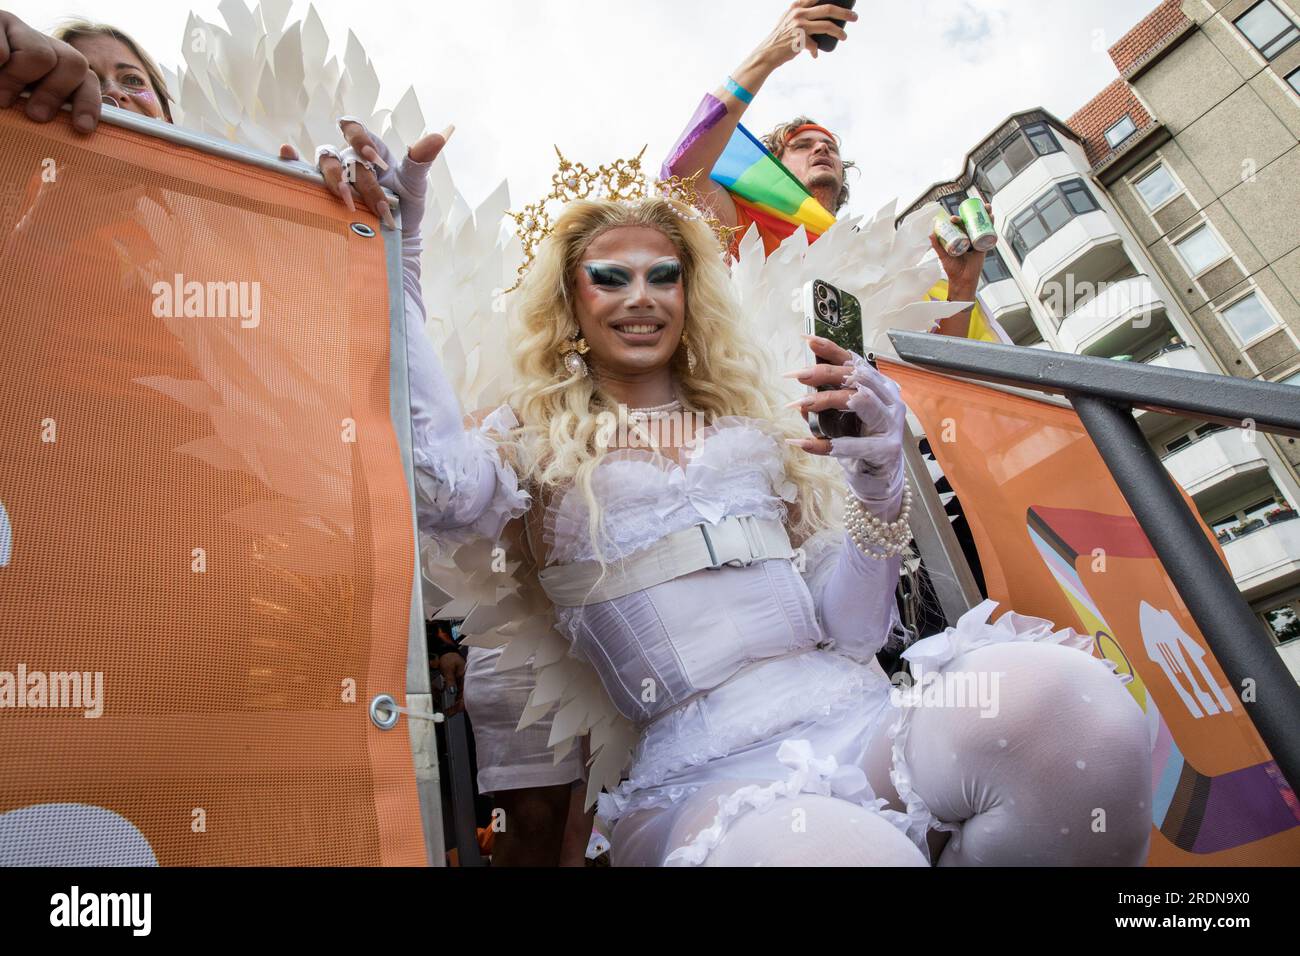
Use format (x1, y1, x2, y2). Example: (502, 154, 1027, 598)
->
(801, 279, 865, 440)
(815, 0, 858, 53)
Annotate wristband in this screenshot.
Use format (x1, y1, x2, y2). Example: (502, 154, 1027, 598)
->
(724, 76, 754, 105)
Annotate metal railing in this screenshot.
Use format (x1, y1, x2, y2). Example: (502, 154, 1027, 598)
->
(889, 329, 1300, 795)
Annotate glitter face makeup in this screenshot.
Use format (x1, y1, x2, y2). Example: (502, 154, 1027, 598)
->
(583, 260, 682, 289)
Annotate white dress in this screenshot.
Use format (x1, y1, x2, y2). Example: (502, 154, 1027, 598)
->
(536, 415, 916, 864)
(412, 400, 1154, 866)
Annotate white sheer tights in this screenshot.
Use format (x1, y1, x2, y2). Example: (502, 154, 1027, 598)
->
(612, 642, 1152, 866)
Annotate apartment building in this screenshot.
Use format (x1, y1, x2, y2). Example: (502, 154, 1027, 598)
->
(902, 0, 1300, 672)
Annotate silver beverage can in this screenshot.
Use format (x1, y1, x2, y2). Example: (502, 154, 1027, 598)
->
(959, 196, 998, 252)
(933, 214, 971, 256)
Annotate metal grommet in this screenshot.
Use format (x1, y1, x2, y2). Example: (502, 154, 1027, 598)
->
(350, 222, 376, 238)
(369, 694, 399, 730)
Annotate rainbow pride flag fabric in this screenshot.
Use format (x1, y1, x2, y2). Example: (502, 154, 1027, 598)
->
(710, 124, 837, 247)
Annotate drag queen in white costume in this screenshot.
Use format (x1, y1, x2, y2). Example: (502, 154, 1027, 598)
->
(339, 126, 1152, 866)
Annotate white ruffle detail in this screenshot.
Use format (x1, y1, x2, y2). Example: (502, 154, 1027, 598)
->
(412, 403, 530, 545)
(661, 740, 885, 867)
(885, 598, 1121, 861)
(899, 597, 1107, 681)
(542, 415, 797, 565)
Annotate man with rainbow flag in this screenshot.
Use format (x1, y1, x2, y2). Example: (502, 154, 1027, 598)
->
(661, 0, 1006, 343)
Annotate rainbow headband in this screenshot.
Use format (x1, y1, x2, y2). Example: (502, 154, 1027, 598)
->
(786, 124, 839, 145)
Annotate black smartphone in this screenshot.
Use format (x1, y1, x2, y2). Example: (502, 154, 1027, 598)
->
(815, 0, 857, 53)
(802, 279, 864, 440)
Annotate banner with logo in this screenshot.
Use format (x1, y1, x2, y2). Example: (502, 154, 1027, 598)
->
(0, 107, 424, 865)
(889, 359, 1300, 865)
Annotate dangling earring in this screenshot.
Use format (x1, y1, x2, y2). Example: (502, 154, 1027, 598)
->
(681, 331, 698, 374)
(559, 331, 590, 378)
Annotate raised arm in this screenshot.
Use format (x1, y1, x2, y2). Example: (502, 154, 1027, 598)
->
(660, 1, 859, 226)
(315, 119, 529, 543)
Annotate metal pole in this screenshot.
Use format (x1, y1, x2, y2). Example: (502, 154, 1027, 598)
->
(439, 683, 485, 866)
(1072, 394, 1300, 793)
(901, 422, 983, 625)
(385, 205, 450, 867)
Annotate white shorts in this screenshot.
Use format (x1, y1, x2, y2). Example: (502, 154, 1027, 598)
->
(463, 645, 585, 794)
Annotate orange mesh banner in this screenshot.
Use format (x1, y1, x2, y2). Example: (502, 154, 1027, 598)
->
(889, 360, 1300, 866)
(0, 107, 425, 865)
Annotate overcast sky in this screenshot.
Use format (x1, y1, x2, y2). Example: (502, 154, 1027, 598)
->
(12, 0, 1154, 216)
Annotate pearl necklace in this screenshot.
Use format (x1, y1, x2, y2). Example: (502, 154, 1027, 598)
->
(627, 398, 684, 420)
(845, 485, 914, 559)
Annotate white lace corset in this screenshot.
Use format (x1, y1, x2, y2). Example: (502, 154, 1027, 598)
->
(540, 415, 799, 565)
(541, 416, 826, 726)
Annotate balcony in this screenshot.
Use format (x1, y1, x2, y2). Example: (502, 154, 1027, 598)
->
(977, 278, 1028, 321)
(1162, 428, 1268, 500)
(1056, 275, 1169, 355)
(1019, 213, 1127, 300)
(990, 151, 1087, 220)
(1145, 343, 1212, 373)
(1219, 510, 1300, 600)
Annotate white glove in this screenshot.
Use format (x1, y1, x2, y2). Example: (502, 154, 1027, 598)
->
(826, 352, 906, 518)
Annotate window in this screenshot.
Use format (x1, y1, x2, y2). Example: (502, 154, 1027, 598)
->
(1024, 122, 1061, 157)
(1211, 515, 1240, 536)
(980, 249, 1012, 285)
(973, 122, 1062, 194)
(1005, 179, 1100, 262)
(1165, 422, 1225, 455)
(977, 134, 1035, 193)
(1262, 600, 1300, 644)
(1244, 498, 1281, 524)
(1221, 292, 1279, 342)
(1234, 1, 1300, 59)
(1061, 179, 1099, 215)
(1281, 369, 1300, 386)
(1105, 114, 1138, 148)
(940, 194, 966, 216)
(1288, 66, 1300, 95)
(1173, 225, 1227, 275)
(1134, 165, 1179, 209)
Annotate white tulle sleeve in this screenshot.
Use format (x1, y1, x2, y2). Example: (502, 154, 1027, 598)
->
(799, 528, 905, 665)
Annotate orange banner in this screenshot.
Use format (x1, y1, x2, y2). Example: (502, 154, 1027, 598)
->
(889, 360, 1300, 866)
(0, 107, 424, 864)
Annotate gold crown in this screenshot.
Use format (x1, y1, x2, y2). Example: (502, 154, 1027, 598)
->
(505, 147, 737, 292)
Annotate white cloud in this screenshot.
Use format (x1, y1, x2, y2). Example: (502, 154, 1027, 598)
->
(13, 0, 1154, 216)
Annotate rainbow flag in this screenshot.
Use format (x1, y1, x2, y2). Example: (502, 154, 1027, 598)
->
(711, 124, 837, 244)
